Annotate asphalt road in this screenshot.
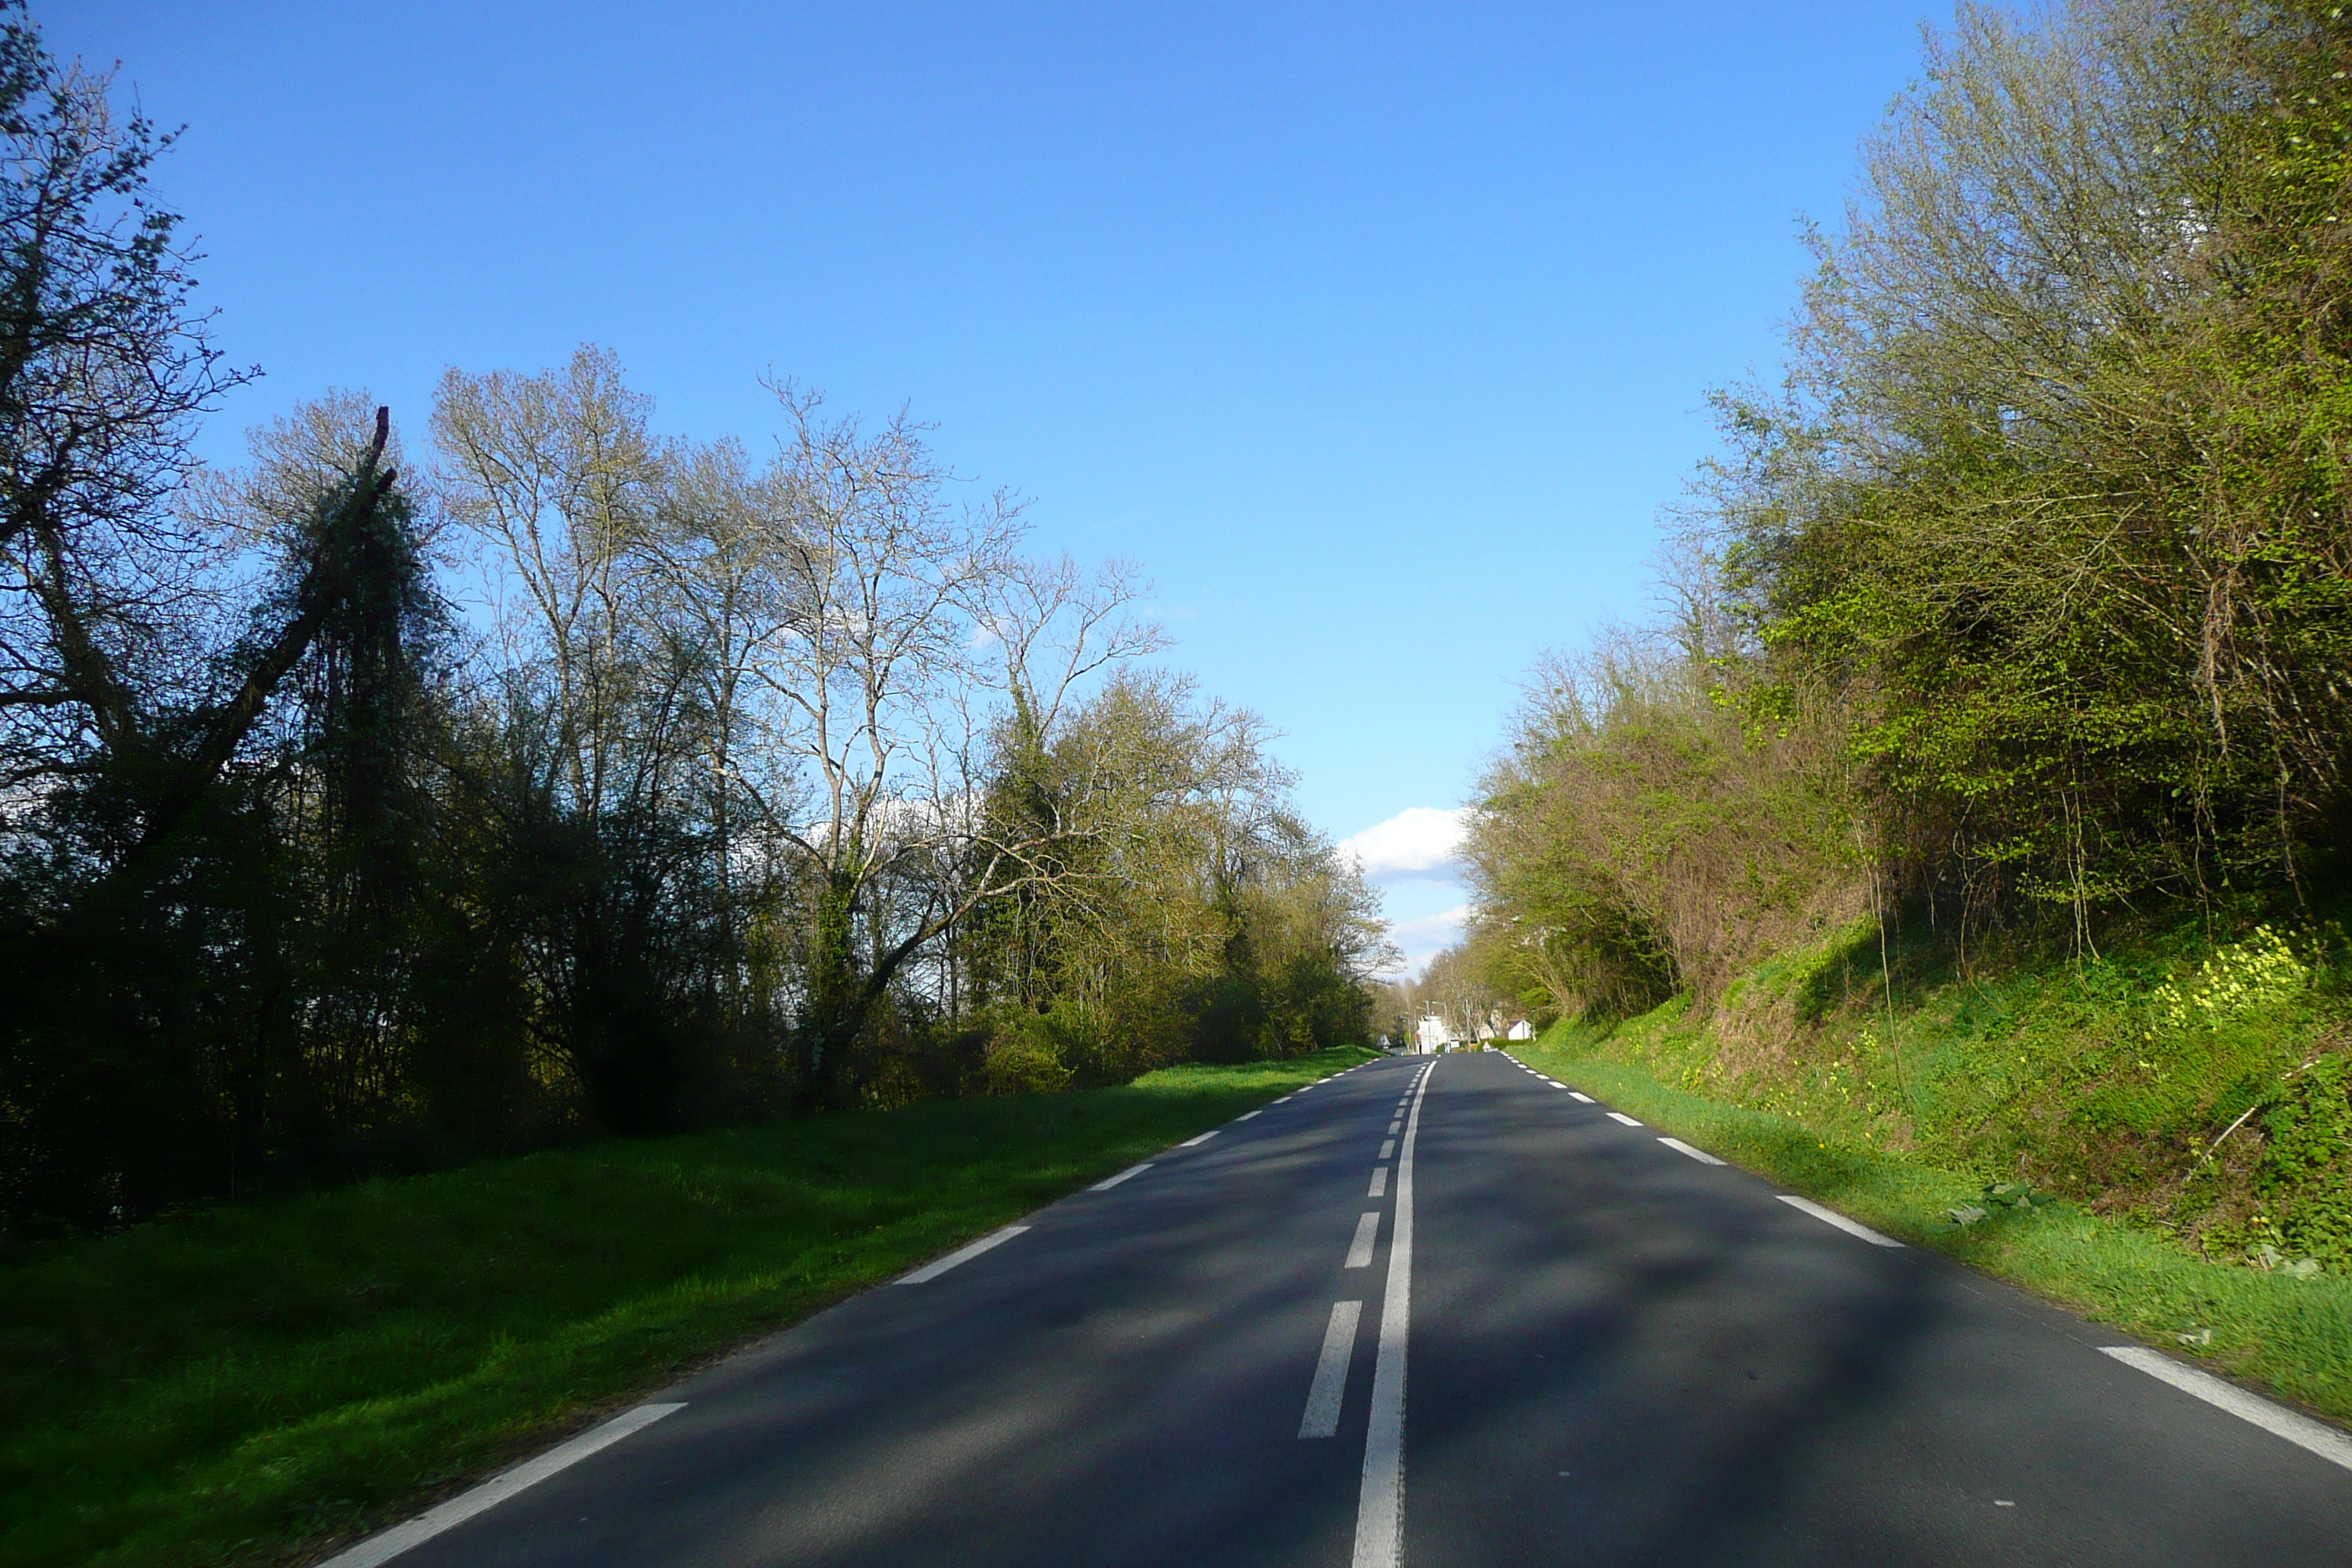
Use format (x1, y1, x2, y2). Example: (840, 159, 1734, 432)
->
(367, 1049, 2352, 1567)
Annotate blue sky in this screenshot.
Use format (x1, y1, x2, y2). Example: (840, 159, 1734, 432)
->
(56, 1, 1950, 970)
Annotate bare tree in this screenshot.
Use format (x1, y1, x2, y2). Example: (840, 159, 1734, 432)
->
(636, 435, 802, 981)
(431, 345, 658, 817)
(745, 385, 1163, 1103)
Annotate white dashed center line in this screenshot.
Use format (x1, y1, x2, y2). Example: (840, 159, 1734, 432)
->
(1379, 1138, 1397, 1160)
(1299, 1301, 1365, 1439)
(1368, 1167, 1389, 1198)
(1344, 1210, 1382, 1268)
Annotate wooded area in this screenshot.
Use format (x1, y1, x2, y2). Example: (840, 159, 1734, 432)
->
(1466, 0, 2352, 1020)
(0, 4, 1386, 1237)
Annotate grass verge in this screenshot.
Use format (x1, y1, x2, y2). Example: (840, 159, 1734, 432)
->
(1518, 1028, 2352, 1429)
(0, 1046, 1372, 1568)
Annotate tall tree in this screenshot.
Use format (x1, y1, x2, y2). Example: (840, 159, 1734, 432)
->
(0, 0, 248, 793)
(747, 386, 1163, 1104)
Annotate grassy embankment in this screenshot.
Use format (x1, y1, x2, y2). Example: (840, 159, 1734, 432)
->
(1, 1046, 1373, 1568)
(1518, 909, 2352, 1425)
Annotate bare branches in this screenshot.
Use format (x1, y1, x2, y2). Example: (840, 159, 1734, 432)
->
(434, 346, 660, 815)
(0, 4, 252, 786)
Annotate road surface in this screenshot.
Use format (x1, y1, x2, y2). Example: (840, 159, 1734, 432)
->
(352, 1050, 2352, 1567)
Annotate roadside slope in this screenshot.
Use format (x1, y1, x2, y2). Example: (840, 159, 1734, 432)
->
(0, 1048, 1372, 1568)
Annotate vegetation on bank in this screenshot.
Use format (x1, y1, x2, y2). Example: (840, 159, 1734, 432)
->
(1446, 0, 2352, 1412)
(0, 1047, 1372, 1568)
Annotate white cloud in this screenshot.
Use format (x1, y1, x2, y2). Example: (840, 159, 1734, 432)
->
(1379, 904, 1470, 978)
(1340, 806, 1469, 879)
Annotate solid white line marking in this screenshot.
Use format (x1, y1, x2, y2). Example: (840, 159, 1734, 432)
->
(1607, 1112, 1643, 1127)
(316, 1403, 685, 1568)
(1354, 1057, 1432, 1568)
(1379, 1138, 1397, 1160)
(1659, 1137, 1725, 1166)
(1368, 1167, 1389, 1198)
(1344, 1210, 1382, 1268)
(1300, 1300, 1365, 1438)
(897, 1224, 1032, 1284)
(1569, 1092, 1595, 1104)
(1091, 1163, 1153, 1191)
(2100, 1346, 2352, 1471)
(1776, 1194, 1903, 1248)
(1180, 1130, 1218, 1147)
(1237, 1109, 1263, 1121)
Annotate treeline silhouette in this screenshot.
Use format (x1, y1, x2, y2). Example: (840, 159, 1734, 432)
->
(0, 7, 1387, 1236)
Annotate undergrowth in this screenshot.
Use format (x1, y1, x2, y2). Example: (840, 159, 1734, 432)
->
(1584, 902, 2352, 1281)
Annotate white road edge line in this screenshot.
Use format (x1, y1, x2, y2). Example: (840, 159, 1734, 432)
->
(1344, 1210, 1382, 1268)
(1776, 1194, 1903, 1248)
(1354, 1055, 1433, 1568)
(1368, 1167, 1389, 1198)
(1659, 1137, 1726, 1166)
(315, 1402, 685, 1568)
(1300, 1301, 1365, 1439)
(1568, 1092, 1595, 1104)
(1180, 1130, 1218, 1147)
(897, 1224, 1033, 1284)
(1237, 1109, 1264, 1121)
(1607, 1112, 1643, 1127)
(1091, 1162, 1153, 1191)
(2100, 1346, 2352, 1471)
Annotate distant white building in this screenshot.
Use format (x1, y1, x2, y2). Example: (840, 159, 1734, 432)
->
(1506, 1019, 1535, 1041)
(1415, 1014, 1451, 1053)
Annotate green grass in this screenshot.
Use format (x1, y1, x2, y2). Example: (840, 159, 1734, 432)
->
(1592, 906, 2352, 1273)
(1520, 1026, 2352, 1428)
(0, 1046, 1372, 1568)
